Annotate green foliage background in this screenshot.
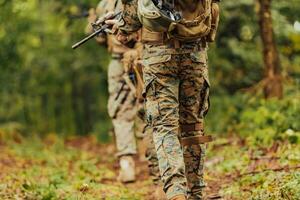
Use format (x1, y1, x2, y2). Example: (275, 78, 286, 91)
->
(0, 1, 300, 199)
(0, 0, 110, 138)
(0, 0, 299, 141)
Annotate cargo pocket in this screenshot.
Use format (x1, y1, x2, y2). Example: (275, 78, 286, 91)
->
(190, 51, 210, 117)
(190, 51, 208, 65)
(143, 74, 160, 127)
(143, 54, 171, 66)
(191, 51, 210, 85)
(142, 54, 171, 126)
(199, 79, 210, 117)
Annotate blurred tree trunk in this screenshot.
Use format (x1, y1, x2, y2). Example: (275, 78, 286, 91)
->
(256, 0, 283, 99)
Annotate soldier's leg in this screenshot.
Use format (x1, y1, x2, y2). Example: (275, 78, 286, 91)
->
(144, 126, 168, 200)
(135, 102, 148, 161)
(179, 51, 210, 200)
(138, 99, 167, 199)
(107, 58, 137, 182)
(144, 126, 160, 184)
(143, 55, 187, 199)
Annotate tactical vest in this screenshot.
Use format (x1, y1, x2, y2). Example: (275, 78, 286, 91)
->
(138, 0, 220, 42)
(96, 0, 129, 54)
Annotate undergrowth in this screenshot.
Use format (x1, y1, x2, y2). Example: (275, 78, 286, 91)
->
(0, 135, 147, 200)
(207, 83, 300, 146)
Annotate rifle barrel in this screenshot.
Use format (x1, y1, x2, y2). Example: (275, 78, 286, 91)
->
(71, 11, 121, 49)
(72, 24, 109, 49)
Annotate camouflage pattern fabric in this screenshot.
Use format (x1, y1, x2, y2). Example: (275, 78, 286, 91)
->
(118, 0, 141, 33)
(123, 43, 163, 185)
(118, 0, 213, 198)
(88, 0, 139, 158)
(142, 43, 210, 200)
(107, 58, 138, 156)
(144, 126, 161, 185)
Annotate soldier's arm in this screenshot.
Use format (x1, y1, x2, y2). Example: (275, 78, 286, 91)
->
(85, 2, 108, 45)
(118, 0, 142, 34)
(94, 1, 109, 44)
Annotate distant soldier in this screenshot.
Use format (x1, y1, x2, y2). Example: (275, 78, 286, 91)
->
(110, 0, 221, 199)
(122, 38, 167, 199)
(86, 0, 140, 183)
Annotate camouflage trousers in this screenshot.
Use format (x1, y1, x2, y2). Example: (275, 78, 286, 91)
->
(134, 101, 161, 183)
(143, 44, 210, 200)
(144, 125, 161, 184)
(107, 57, 137, 157)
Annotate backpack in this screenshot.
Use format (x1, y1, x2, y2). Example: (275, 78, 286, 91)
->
(138, 0, 220, 42)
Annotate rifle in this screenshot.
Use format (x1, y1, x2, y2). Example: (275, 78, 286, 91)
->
(115, 72, 136, 101)
(72, 12, 121, 49)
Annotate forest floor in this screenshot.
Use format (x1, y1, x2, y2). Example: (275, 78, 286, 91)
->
(0, 133, 299, 200)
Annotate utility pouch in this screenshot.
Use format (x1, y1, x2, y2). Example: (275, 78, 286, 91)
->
(206, 2, 220, 42)
(170, 0, 220, 42)
(170, 7, 212, 41)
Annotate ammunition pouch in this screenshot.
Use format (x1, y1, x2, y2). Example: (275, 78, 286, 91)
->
(141, 27, 207, 49)
(170, 6, 212, 41)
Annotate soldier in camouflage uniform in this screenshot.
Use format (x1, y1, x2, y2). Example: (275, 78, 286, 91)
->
(108, 0, 221, 199)
(86, 0, 140, 183)
(122, 37, 167, 199)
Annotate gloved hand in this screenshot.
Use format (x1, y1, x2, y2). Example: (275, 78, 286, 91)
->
(104, 15, 131, 44)
(95, 11, 115, 26)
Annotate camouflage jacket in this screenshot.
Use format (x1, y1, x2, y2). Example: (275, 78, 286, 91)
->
(119, 0, 221, 34)
(95, 0, 130, 54)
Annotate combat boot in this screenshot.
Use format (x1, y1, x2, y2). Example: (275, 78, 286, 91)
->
(118, 155, 136, 183)
(170, 194, 187, 200)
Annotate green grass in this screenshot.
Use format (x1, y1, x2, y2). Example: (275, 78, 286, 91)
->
(0, 133, 299, 200)
(206, 138, 300, 200)
(0, 134, 148, 200)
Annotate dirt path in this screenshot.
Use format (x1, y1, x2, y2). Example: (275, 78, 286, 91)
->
(3, 135, 297, 199)
(65, 136, 227, 200)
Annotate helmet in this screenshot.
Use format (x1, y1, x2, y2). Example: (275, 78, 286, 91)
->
(138, 0, 180, 32)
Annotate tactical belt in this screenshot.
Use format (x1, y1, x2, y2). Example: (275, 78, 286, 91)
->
(180, 122, 213, 146)
(141, 28, 165, 44)
(141, 27, 206, 49)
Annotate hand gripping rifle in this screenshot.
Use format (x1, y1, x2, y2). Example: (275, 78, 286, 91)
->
(72, 12, 121, 49)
